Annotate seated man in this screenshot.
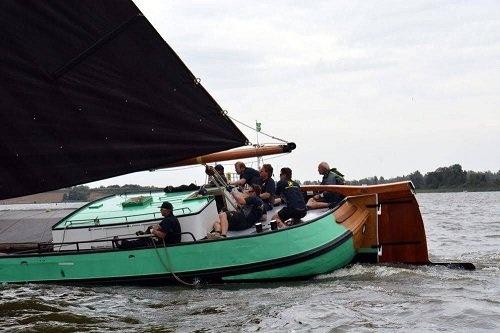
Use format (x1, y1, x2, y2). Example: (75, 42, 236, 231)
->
(115, 201, 181, 248)
(259, 163, 276, 213)
(151, 201, 182, 244)
(307, 162, 345, 210)
(231, 161, 262, 187)
(273, 167, 307, 228)
(207, 184, 264, 239)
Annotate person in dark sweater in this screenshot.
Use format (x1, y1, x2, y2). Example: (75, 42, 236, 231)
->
(259, 163, 276, 212)
(273, 167, 306, 228)
(150, 201, 182, 244)
(231, 161, 262, 187)
(115, 201, 181, 249)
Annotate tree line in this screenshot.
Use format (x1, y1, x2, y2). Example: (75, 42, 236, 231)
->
(304, 164, 499, 192)
(64, 164, 499, 201)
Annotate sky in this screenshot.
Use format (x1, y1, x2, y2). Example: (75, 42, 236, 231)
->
(88, 0, 500, 188)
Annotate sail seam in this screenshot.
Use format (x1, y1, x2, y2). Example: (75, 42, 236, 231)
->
(51, 14, 144, 80)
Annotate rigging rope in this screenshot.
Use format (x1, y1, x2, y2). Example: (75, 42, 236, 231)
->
(203, 164, 238, 210)
(223, 111, 288, 144)
(155, 237, 197, 287)
(262, 153, 290, 162)
(155, 165, 202, 172)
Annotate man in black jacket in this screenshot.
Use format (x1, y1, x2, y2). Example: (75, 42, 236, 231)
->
(151, 201, 182, 244)
(231, 161, 262, 187)
(115, 201, 181, 249)
(274, 167, 306, 228)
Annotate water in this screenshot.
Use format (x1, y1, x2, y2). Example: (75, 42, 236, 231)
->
(1, 192, 499, 332)
(0, 202, 86, 211)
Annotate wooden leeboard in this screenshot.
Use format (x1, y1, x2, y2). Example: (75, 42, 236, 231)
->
(377, 193, 429, 264)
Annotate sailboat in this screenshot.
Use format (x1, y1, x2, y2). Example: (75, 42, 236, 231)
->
(0, 1, 473, 284)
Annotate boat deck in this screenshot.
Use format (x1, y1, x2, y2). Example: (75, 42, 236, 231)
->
(53, 191, 212, 230)
(228, 205, 331, 237)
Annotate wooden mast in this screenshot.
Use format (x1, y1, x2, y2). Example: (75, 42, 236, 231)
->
(163, 142, 296, 168)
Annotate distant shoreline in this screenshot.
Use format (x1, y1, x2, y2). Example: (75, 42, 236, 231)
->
(1, 163, 498, 204)
(415, 188, 500, 193)
(1, 188, 498, 205)
(415, 189, 500, 193)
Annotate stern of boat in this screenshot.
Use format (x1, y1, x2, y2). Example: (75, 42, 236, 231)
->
(303, 181, 430, 265)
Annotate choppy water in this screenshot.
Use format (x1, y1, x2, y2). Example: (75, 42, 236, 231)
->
(1, 192, 499, 332)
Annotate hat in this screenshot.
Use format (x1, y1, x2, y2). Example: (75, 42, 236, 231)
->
(214, 164, 224, 171)
(160, 201, 173, 210)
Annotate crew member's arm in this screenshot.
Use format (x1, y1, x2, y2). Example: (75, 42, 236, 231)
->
(260, 192, 271, 200)
(230, 178, 247, 186)
(230, 189, 247, 205)
(151, 225, 166, 239)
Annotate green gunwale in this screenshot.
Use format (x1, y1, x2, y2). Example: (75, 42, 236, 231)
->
(0, 209, 355, 283)
(53, 191, 213, 230)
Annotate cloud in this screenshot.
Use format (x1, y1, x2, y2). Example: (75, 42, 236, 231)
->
(91, 0, 500, 187)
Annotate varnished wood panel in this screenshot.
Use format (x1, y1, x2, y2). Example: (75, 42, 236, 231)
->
(336, 194, 377, 251)
(377, 194, 428, 263)
(320, 182, 429, 264)
(302, 181, 415, 197)
(334, 201, 357, 223)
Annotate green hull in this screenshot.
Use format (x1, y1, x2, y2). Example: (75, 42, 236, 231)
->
(0, 212, 355, 284)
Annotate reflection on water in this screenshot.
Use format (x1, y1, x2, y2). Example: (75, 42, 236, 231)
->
(1, 192, 499, 332)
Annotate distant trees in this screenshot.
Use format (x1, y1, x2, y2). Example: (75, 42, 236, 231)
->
(61, 164, 499, 201)
(409, 170, 424, 188)
(63, 184, 164, 202)
(423, 164, 466, 189)
(63, 185, 90, 201)
(302, 180, 320, 185)
(304, 164, 500, 192)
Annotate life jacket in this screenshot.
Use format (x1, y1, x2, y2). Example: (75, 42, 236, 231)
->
(330, 168, 345, 185)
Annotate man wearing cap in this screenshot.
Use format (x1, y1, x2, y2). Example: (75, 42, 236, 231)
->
(150, 201, 182, 244)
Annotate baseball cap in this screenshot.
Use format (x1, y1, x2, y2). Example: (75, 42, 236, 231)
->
(160, 201, 173, 210)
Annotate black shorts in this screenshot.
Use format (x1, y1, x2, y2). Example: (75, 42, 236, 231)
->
(227, 211, 253, 231)
(278, 207, 307, 222)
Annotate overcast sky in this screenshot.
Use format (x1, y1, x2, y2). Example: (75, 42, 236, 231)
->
(89, 0, 499, 187)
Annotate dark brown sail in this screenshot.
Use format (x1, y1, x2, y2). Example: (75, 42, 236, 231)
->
(0, 0, 247, 200)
